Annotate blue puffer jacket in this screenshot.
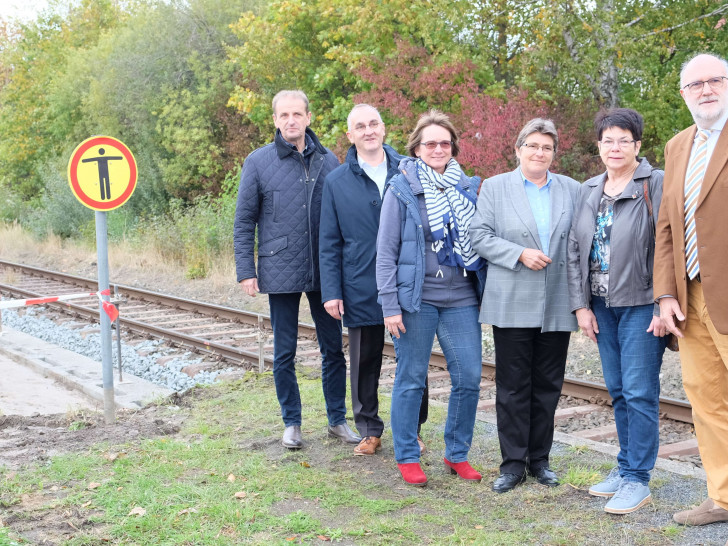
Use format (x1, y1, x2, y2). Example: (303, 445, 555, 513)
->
(377, 157, 486, 314)
(234, 128, 340, 293)
(319, 144, 403, 327)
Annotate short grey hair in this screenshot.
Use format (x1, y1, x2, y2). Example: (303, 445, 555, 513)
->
(346, 104, 382, 131)
(272, 90, 309, 115)
(680, 53, 728, 87)
(515, 118, 559, 160)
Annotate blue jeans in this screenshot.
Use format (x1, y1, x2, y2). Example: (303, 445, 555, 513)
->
(268, 291, 347, 427)
(391, 304, 481, 464)
(592, 296, 666, 485)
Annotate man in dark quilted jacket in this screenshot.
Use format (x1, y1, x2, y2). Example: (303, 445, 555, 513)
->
(234, 90, 360, 449)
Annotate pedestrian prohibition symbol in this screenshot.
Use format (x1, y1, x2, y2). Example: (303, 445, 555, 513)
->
(67, 136, 137, 211)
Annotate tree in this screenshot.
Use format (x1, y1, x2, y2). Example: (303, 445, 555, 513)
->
(354, 42, 598, 180)
(227, 0, 476, 148)
(0, 0, 123, 200)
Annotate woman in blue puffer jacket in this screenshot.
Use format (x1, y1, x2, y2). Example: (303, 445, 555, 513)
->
(376, 110, 487, 486)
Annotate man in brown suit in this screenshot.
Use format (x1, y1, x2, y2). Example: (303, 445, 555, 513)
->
(654, 53, 728, 526)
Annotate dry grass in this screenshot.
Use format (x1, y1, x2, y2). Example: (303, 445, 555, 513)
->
(0, 221, 233, 290)
(0, 221, 268, 314)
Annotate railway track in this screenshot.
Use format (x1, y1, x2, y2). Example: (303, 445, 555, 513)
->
(0, 259, 698, 461)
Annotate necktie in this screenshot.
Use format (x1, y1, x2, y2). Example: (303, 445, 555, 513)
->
(684, 129, 711, 280)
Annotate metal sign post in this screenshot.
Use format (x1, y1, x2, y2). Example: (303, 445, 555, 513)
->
(67, 135, 137, 425)
(95, 211, 116, 424)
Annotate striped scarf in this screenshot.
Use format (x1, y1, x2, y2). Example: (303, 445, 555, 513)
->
(417, 158, 483, 271)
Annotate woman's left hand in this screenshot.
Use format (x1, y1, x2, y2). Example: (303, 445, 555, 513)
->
(646, 315, 666, 337)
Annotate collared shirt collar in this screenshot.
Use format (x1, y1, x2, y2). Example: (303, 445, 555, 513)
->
(358, 150, 388, 197)
(519, 167, 553, 188)
(357, 152, 387, 171)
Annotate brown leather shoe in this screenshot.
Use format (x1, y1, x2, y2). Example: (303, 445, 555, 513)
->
(417, 436, 426, 454)
(673, 498, 728, 526)
(353, 436, 381, 456)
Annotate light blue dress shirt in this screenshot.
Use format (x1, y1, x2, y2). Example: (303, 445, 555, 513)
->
(521, 169, 552, 256)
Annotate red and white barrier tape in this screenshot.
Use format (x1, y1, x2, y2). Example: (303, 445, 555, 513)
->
(0, 288, 119, 321)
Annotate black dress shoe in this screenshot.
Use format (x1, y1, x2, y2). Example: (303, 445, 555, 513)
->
(327, 423, 362, 444)
(492, 472, 526, 493)
(282, 425, 302, 449)
(529, 467, 559, 486)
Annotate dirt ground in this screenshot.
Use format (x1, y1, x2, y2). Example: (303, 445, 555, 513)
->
(0, 392, 189, 545)
(0, 396, 187, 472)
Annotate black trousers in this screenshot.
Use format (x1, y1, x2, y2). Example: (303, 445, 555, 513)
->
(349, 325, 428, 437)
(492, 326, 570, 475)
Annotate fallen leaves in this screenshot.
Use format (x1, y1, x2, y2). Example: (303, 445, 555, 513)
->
(234, 491, 247, 499)
(87, 482, 101, 490)
(177, 507, 198, 515)
(103, 451, 127, 462)
(128, 506, 146, 517)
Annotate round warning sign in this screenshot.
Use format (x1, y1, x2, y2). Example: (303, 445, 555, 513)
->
(67, 136, 137, 211)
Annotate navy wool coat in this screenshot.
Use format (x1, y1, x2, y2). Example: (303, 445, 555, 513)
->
(319, 144, 403, 327)
(234, 128, 340, 293)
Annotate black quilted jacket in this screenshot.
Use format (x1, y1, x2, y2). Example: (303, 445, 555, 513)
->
(234, 128, 340, 293)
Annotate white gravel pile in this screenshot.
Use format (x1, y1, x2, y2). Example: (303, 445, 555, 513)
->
(2, 307, 233, 392)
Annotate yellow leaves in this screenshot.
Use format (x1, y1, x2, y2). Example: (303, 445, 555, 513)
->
(103, 451, 126, 462)
(300, 461, 311, 468)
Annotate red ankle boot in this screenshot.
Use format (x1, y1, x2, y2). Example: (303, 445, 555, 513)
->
(444, 458, 482, 482)
(397, 463, 428, 486)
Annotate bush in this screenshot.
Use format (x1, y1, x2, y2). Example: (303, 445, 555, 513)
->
(131, 171, 238, 277)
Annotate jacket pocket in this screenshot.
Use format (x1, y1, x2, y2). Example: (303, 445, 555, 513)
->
(259, 236, 287, 257)
(263, 191, 281, 222)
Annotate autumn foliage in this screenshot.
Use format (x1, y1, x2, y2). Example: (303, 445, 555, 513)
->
(354, 42, 599, 180)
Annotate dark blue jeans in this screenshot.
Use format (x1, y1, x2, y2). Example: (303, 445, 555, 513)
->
(592, 297, 666, 485)
(268, 291, 347, 427)
(391, 304, 481, 464)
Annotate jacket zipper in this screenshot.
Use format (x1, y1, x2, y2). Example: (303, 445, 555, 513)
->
(298, 153, 316, 287)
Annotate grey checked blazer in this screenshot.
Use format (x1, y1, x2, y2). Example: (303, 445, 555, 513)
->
(470, 168, 579, 332)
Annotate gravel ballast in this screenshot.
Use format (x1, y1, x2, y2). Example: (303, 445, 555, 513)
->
(2, 307, 233, 392)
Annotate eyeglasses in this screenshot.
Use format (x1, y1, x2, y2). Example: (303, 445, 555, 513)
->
(421, 140, 453, 150)
(681, 76, 728, 95)
(600, 139, 637, 149)
(352, 120, 381, 133)
(520, 143, 554, 153)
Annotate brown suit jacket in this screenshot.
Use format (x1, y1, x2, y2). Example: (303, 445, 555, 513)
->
(654, 123, 728, 333)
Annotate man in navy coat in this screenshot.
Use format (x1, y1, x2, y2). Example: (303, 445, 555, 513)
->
(320, 104, 428, 455)
(235, 90, 360, 449)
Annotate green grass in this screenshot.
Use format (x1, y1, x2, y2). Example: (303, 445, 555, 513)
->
(561, 464, 602, 488)
(0, 374, 691, 545)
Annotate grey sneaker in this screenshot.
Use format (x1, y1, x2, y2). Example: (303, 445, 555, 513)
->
(604, 481, 652, 514)
(589, 467, 622, 497)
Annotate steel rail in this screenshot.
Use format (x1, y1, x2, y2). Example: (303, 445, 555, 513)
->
(0, 281, 270, 366)
(0, 259, 694, 423)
